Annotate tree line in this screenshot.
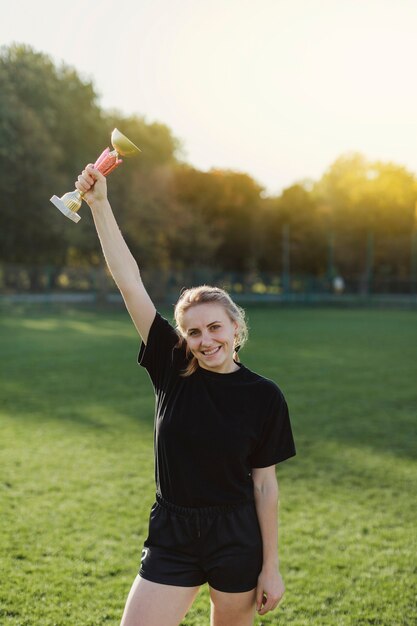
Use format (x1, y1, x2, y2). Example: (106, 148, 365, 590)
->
(1, 44, 416, 289)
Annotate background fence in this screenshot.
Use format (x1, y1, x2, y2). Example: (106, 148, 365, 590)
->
(1, 263, 416, 307)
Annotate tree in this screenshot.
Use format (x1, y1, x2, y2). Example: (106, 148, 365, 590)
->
(173, 166, 264, 272)
(258, 183, 326, 274)
(0, 44, 104, 284)
(313, 152, 417, 278)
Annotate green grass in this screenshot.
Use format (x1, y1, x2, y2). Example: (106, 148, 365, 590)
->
(0, 305, 416, 625)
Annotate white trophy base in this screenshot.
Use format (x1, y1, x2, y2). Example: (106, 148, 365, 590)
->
(50, 195, 81, 223)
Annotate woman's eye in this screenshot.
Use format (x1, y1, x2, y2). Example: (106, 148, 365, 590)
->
(211, 325, 220, 330)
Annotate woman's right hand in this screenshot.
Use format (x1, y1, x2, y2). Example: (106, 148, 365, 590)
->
(75, 164, 108, 208)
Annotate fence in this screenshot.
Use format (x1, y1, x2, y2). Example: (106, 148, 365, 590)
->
(1, 264, 416, 307)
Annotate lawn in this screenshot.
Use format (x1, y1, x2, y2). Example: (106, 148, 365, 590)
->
(0, 305, 416, 625)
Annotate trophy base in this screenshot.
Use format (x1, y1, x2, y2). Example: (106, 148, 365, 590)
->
(50, 195, 81, 223)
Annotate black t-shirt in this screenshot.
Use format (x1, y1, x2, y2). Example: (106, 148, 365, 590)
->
(138, 310, 296, 507)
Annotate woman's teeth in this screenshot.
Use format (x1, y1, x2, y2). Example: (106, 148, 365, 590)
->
(202, 346, 221, 356)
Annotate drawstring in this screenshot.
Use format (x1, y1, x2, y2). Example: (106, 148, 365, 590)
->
(196, 510, 201, 538)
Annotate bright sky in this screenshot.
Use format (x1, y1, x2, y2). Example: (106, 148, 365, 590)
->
(1, 0, 417, 195)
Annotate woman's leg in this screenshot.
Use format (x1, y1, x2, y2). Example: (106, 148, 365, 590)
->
(209, 586, 257, 626)
(119, 575, 201, 626)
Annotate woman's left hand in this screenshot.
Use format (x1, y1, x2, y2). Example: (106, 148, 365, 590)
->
(256, 565, 285, 615)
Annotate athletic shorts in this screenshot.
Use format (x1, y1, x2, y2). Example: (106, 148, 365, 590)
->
(139, 492, 263, 593)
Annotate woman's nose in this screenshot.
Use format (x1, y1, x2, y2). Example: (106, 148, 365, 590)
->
(200, 331, 211, 346)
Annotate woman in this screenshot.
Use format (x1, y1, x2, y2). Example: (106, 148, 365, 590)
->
(75, 164, 296, 626)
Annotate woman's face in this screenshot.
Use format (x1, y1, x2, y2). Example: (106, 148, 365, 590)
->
(181, 303, 238, 373)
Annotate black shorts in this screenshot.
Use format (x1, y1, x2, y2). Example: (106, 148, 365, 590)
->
(139, 493, 263, 593)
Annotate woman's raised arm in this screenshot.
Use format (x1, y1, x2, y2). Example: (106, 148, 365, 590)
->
(75, 164, 156, 343)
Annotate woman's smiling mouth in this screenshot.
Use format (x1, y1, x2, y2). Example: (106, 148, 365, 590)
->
(201, 346, 222, 357)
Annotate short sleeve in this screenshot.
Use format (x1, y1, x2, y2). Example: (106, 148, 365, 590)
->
(249, 390, 296, 468)
(138, 311, 182, 390)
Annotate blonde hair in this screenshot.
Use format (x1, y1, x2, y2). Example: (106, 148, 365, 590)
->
(174, 285, 249, 377)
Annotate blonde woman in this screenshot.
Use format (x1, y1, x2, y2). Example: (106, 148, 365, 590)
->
(75, 164, 296, 626)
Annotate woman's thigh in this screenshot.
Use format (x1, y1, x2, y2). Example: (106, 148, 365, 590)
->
(119, 575, 201, 626)
(209, 585, 257, 626)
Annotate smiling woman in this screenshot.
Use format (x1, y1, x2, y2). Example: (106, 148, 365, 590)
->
(73, 161, 296, 626)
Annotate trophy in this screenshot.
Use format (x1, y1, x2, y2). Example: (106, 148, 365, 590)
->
(50, 128, 141, 223)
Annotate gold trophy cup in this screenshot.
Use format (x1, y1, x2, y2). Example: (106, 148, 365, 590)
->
(50, 128, 141, 223)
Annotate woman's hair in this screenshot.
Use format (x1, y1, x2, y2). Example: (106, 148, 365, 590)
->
(174, 285, 249, 377)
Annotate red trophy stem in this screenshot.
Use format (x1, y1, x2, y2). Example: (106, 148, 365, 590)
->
(94, 147, 123, 177)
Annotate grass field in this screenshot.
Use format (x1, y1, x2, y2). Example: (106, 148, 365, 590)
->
(0, 305, 416, 626)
